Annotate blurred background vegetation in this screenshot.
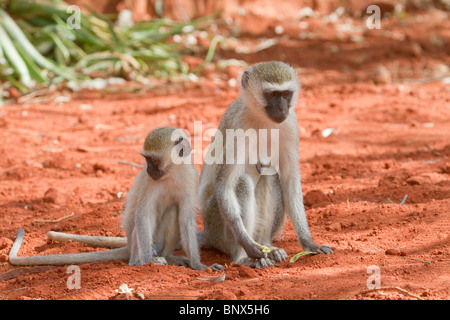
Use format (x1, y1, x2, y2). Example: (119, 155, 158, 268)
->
(0, 0, 448, 102)
(0, 0, 217, 96)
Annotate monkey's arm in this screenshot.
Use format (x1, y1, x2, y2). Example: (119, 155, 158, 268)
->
(9, 229, 128, 265)
(280, 152, 333, 254)
(47, 231, 127, 248)
(214, 165, 267, 260)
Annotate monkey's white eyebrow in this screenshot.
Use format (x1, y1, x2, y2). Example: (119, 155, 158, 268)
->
(140, 152, 155, 158)
(262, 81, 297, 93)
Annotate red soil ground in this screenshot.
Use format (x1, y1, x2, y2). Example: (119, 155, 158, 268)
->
(0, 1, 449, 300)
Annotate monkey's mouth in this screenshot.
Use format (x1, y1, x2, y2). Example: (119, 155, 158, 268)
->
(270, 115, 288, 123)
(266, 110, 288, 123)
(147, 167, 165, 180)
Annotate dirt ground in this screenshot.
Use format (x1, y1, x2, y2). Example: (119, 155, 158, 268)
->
(0, 1, 449, 300)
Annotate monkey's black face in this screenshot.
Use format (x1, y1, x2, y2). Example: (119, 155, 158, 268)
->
(263, 90, 293, 123)
(144, 155, 164, 180)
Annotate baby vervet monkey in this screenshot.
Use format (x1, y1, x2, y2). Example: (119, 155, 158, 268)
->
(198, 61, 333, 268)
(9, 127, 223, 271)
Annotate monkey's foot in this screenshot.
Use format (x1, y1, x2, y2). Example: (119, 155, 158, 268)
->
(165, 255, 190, 267)
(237, 257, 275, 268)
(316, 245, 333, 254)
(267, 247, 288, 262)
(208, 263, 225, 271)
(302, 241, 334, 255)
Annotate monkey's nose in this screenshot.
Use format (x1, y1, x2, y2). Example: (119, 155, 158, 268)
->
(278, 105, 288, 115)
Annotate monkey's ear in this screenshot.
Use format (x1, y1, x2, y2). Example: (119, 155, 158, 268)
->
(174, 136, 184, 145)
(241, 70, 250, 89)
(173, 137, 191, 158)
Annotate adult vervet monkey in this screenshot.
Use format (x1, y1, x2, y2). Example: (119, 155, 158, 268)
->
(9, 127, 223, 271)
(198, 61, 333, 268)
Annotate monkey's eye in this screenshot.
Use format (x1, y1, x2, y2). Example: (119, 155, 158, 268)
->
(282, 91, 291, 98)
(144, 156, 160, 169)
(269, 92, 276, 97)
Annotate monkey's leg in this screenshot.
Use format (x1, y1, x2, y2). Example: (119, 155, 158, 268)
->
(9, 229, 128, 266)
(215, 163, 268, 261)
(153, 205, 212, 270)
(46, 231, 127, 248)
(199, 195, 228, 253)
(155, 205, 189, 267)
(200, 178, 267, 268)
(254, 174, 288, 263)
(231, 176, 275, 268)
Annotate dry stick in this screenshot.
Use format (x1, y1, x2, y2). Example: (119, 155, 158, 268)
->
(0, 287, 29, 299)
(362, 246, 407, 254)
(425, 144, 441, 157)
(359, 286, 424, 300)
(117, 160, 144, 169)
(34, 212, 74, 223)
(0, 266, 57, 281)
(398, 256, 432, 264)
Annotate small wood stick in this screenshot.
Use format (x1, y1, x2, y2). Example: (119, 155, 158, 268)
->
(359, 286, 424, 300)
(34, 212, 74, 223)
(117, 160, 144, 169)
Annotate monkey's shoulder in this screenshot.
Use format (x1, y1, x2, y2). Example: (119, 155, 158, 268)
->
(217, 98, 244, 131)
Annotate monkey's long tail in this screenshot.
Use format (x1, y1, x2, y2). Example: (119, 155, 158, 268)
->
(9, 229, 129, 266)
(47, 231, 127, 248)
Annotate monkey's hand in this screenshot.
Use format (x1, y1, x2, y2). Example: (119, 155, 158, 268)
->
(242, 238, 269, 260)
(315, 245, 333, 254)
(207, 263, 225, 271)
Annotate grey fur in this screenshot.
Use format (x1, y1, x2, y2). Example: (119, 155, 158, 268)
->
(9, 127, 223, 271)
(198, 61, 333, 268)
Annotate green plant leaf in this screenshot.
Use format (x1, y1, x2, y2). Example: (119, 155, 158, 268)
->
(289, 251, 318, 263)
